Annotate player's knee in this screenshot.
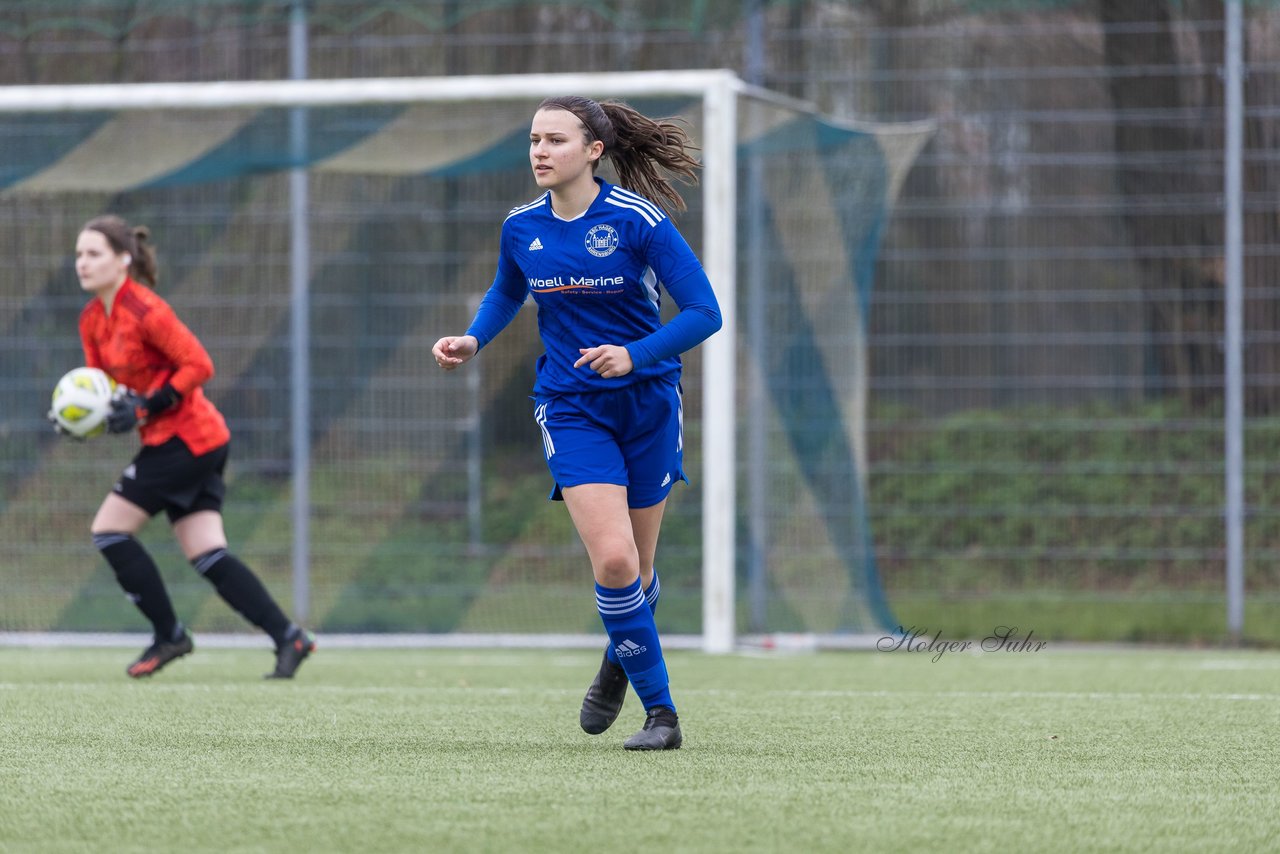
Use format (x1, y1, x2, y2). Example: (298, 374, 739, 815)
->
(593, 552, 641, 588)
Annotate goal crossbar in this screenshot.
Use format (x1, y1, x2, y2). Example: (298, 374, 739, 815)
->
(0, 70, 742, 112)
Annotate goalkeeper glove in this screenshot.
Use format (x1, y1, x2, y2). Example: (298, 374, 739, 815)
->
(106, 384, 181, 434)
(106, 391, 145, 434)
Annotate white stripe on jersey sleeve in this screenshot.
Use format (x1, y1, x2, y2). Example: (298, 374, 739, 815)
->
(505, 192, 550, 221)
(605, 195, 662, 228)
(609, 186, 666, 223)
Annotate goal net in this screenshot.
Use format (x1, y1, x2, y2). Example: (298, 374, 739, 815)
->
(0, 72, 930, 650)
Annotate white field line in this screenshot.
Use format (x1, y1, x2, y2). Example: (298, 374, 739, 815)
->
(0, 682, 1275, 703)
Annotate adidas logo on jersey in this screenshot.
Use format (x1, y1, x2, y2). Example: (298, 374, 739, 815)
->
(615, 638, 648, 658)
(528, 237, 544, 251)
(661, 472, 671, 487)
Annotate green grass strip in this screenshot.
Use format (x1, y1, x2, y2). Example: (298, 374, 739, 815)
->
(2, 646, 1278, 853)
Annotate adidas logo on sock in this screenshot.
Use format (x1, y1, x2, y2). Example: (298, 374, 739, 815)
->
(615, 638, 648, 658)
(529, 237, 544, 251)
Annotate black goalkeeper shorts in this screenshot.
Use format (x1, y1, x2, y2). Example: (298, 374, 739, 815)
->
(113, 437, 229, 523)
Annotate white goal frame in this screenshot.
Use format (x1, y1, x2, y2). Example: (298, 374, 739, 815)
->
(0, 71, 742, 652)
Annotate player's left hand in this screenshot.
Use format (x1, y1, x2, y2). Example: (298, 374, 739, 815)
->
(575, 345, 633, 379)
(106, 391, 146, 434)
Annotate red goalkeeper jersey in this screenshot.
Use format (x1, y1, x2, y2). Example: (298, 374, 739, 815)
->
(79, 277, 230, 456)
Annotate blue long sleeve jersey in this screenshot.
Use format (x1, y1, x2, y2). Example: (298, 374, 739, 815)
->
(465, 178, 722, 396)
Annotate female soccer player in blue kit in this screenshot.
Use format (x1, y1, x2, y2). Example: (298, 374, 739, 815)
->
(432, 96, 721, 750)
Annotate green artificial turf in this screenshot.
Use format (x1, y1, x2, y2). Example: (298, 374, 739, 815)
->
(1, 644, 1277, 853)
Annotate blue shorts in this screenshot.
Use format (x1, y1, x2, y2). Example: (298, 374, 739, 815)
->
(533, 377, 688, 509)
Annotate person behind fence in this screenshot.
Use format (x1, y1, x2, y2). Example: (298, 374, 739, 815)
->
(432, 96, 722, 750)
(55, 214, 316, 680)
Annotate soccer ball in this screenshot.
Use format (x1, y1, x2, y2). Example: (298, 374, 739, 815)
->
(50, 367, 117, 439)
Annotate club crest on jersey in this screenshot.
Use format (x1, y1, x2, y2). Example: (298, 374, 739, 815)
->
(585, 224, 619, 258)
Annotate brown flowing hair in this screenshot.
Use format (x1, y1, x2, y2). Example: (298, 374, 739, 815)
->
(537, 95, 700, 214)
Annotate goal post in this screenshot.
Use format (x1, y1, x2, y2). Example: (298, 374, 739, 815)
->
(0, 71, 922, 651)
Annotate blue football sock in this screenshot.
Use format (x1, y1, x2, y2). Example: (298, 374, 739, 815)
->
(596, 577, 674, 712)
(605, 570, 660, 665)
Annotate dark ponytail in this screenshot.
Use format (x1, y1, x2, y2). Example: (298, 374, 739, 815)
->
(537, 96, 700, 214)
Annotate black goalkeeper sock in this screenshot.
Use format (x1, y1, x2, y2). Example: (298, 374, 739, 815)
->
(93, 532, 181, 641)
(192, 548, 292, 645)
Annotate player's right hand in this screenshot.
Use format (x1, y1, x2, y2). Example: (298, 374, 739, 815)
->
(105, 391, 146, 434)
(432, 335, 478, 371)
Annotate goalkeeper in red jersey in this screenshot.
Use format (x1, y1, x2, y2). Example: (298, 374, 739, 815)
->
(64, 214, 314, 679)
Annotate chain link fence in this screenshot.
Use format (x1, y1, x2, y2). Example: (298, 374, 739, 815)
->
(2, 0, 1278, 642)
